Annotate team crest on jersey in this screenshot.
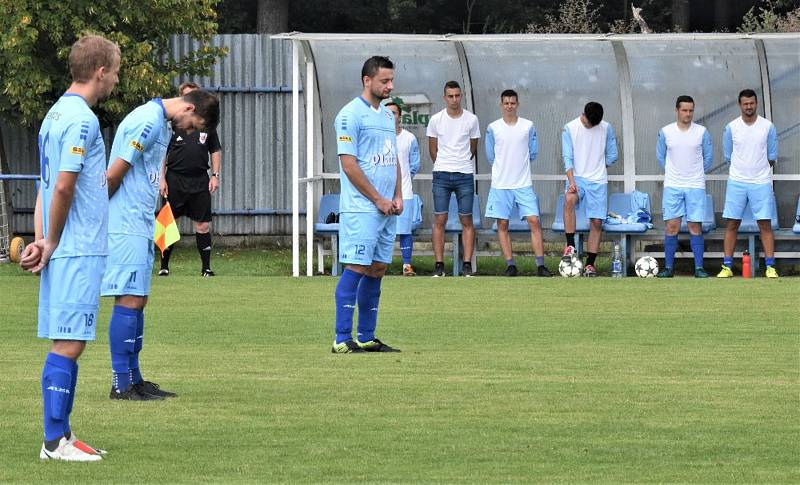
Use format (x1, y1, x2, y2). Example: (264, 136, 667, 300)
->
(70, 146, 85, 156)
(129, 140, 144, 152)
(338, 135, 352, 143)
(199, 132, 207, 144)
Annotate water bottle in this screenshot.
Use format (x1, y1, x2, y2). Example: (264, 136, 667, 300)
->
(612, 240, 623, 278)
(742, 250, 751, 279)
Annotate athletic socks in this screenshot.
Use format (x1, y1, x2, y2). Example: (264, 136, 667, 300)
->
(765, 257, 775, 267)
(586, 252, 597, 267)
(197, 232, 212, 271)
(723, 256, 734, 268)
(399, 234, 413, 265)
(130, 309, 144, 385)
(356, 275, 382, 343)
(109, 305, 139, 392)
(506, 258, 514, 267)
(566, 233, 575, 248)
(535, 256, 544, 267)
(690, 234, 705, 269)
(664, 234, 678, 269)
(334, 269, 364, 344)
(63, 359, 78, 437)
(160, 245, 173, 270)
(41, 353, 74, 442)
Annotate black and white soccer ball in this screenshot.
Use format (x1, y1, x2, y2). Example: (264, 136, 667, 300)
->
(558, 257, 584, 278)
(635, 256, 659, 278)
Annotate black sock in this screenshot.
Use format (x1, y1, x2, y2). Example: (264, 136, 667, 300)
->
(45, 437, 61, 452)
(566, 233, 575, 248)
(435, 261, 444, 268)
(160, 245, 173, 270)
(586, 252, 597, 266)
(196, 232, 212, 271)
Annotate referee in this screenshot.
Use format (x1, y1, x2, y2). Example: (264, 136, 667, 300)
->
(158, 82, 222, 277)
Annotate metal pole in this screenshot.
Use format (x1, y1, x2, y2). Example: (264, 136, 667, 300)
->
(306, 58, 315, 277)
(292, 41, 300, 277)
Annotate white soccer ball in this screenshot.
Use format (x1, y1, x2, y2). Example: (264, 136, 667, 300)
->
(635, 256, 659, 278)
(558, 257, 584, 278)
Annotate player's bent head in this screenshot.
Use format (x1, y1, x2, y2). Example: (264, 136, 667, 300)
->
(361, 56, 394, 85)
(738, 88, 758, 104)
(500, 89, 518, 102)
(69, 35, 121, 83)
(179, 81, 201, 96)
(675, 95, 694, 108)
(583, 101, 604, 127)
(183, 89, 220, 130)
(443, 80, 461, 95)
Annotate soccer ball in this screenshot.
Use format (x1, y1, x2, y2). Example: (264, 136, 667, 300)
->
(558, 257, 584, 278)
(635, 256, 659, 278)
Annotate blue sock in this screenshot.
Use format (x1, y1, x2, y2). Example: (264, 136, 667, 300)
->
(334, 269, 364, 344)
(506, 258, 514, 266)
(63, 359, 78, 437)
(130, 309, 144, 385)
(399, 235, 413, 264)
(41, 353, 74, 442)
(690, 235, 704, 269)
(664, 234, 678, 269)
(765, 257, 775, 267)
(356, 275, 382, 343)
(535, 256, 544, 267)
(109, 305, 138, 391)
(723, 256, 733, 268)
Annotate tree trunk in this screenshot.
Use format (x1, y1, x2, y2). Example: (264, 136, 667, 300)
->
(672, 0, 690, 31)
(714, 0, 728, 31)
(257, 0, 289, 34)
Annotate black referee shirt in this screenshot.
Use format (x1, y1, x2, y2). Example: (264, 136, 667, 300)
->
(165, 129, 221, 192)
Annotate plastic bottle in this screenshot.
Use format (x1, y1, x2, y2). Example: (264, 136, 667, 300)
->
(742, 250, 751, 279)
(612, 240, 623, 278)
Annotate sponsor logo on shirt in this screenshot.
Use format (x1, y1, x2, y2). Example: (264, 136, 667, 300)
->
(371, 138, 397, 167)
(70, 146, 85, 156)
(199, 132, 207, 144)
(129, 140, 144, 152)
(338, 135, 352, 143)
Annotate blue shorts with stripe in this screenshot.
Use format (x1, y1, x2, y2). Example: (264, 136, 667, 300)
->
(38, 256, 105, 341)
(722, 180, 774, 221)
(567, 178, 608, 220)
(101, 233, 154, 297)
(486, 187, 540, 220)
(339, 212, 396, 266)
(662, 187, 706, 222)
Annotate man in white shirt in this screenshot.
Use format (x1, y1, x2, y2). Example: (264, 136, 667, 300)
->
(717, 89, 779, 278)
(485, 90, 552, 277)
(426, 81, 480, 277)
(561, 102, 618, 277)
(656, 95, 713, 278)
(386, 102, 420, 276)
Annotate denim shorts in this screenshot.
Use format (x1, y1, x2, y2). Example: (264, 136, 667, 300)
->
(432, 171, 474, 215)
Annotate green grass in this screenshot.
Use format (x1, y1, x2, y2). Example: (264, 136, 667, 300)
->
(0, 250, 798, 483)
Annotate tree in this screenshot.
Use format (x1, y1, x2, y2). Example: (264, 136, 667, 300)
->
(739, 0, 800, 32)
(257, 0, 289, 34)
(0, 0, 228, 127)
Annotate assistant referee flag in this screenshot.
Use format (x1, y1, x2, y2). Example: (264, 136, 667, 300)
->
(154, 202, 180, 255)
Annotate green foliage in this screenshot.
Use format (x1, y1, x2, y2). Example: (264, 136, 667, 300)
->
(0, 0, 228, 127)
(739, 0, 800, 32)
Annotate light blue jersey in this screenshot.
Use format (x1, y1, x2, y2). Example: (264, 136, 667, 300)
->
(38, 94, 107, 258)
(334, 97, 398, 213)
(108, 99, 171, 239)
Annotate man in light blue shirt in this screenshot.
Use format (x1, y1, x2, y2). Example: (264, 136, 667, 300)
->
(103, 89, 219, 399)
(331, 56, 402, 354)
(21, 34, 120, 462)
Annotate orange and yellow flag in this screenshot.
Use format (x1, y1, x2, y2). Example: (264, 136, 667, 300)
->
(154, 202, 180, 255)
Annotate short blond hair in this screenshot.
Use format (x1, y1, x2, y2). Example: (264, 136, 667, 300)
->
(69, 35, 120, 83)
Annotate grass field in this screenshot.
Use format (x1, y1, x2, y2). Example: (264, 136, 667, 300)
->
(1, 249, 798, 483)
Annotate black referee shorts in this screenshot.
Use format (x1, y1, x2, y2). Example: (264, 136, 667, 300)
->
(166, 182, 212, 223)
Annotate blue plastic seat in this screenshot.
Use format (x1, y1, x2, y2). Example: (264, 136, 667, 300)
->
(551, 194, 590, 232)
(793, 197, 800, 235)
(738, 194, 779, 233)
(679, 194, 716, 233)
(603, 192, 651, 234)
(314, 193, 340, 234)
(490, 204, 530, 232)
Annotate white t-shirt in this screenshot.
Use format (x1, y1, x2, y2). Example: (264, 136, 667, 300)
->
(486, 117, 536, 189)
(562, 117, 617, 184)
(725, 116, 777, 185)
(659, 122, 710, 189)
(426, 109, 480, 173)
(396, 129, 419, 200)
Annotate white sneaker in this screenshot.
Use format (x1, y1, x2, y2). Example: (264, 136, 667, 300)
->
(40, 437, 103, 461)
(67, 434, 107, 455)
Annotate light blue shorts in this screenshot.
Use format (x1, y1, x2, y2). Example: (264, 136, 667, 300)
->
(101, 233, 154, 297)
(663, 187, 706, 222)
(339, 212, 396, 266)
(486, 187, 540, 220)
(38, 256, 105, 341)
(568, 178, 608, 220)
(722, 180, 774, 221)
(395, 198, 414, 235)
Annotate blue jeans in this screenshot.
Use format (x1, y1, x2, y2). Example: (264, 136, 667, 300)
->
(432, 171, 474, 215)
